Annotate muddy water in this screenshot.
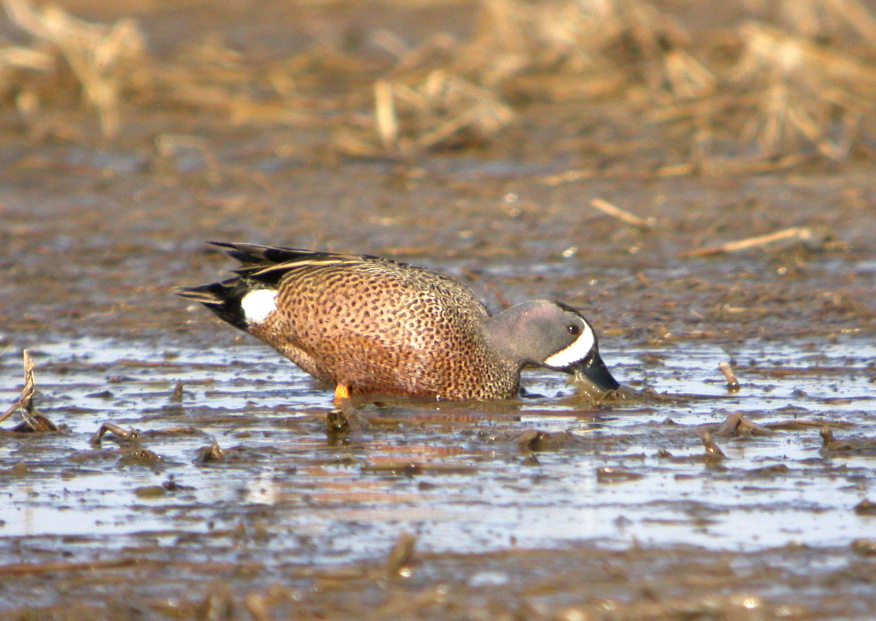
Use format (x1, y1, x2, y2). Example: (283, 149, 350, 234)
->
(2, 159, 875, 619)
(3, 336, 874, 570)
(1, 0, 875, 615)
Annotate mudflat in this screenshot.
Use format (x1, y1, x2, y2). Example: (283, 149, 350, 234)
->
(1, 1, 875, 618)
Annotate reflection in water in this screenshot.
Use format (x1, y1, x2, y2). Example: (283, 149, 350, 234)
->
(1, 336, 875, 566)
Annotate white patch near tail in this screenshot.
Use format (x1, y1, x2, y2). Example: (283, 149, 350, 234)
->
(241, 289, 278, 325)
(544, 326, 595, 368)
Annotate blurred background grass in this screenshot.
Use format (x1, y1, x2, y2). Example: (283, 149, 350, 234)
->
(2, 0, 876, 172)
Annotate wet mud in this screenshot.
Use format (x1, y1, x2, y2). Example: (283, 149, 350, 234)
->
(2, 0, 876, 618)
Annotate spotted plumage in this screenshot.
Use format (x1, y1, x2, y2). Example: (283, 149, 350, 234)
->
(178, 242, 619, 401)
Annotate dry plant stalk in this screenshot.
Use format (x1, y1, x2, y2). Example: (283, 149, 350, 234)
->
(384, 532, 417, 579)
(661, 47, 716, 100)
(645, 3, 876, 168)
(454, 0, 710, 100)
(152, 33, 321, 127)
(715, 412, 775, 437)
(733, 21, 876, 159)
(90, 421, 139, 445)
(0, 350, 36, 425)
(776, 0, 876, 46)
(2, 0, 146, 137)
(0, 44, 53, 73)
(718, 361, 741, 392)
(701, 431, 726, 460)
(374, 80, 399, 150)
(684, 226, 814, 257)
(0, 350, 59, 432)
(356, 0, 710, 155)
(367, 70, 514, 155)
(604, 0, 714, 100)
(541, 169, 596, 185)
(590, 198, 655, 230)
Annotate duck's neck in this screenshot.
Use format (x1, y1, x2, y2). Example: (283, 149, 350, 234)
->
(481, 302, 541, 368)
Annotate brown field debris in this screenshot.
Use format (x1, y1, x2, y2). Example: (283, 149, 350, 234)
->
(1, 0, 876, 164)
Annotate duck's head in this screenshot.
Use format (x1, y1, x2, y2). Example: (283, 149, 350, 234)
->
(485, 300, 620, 392)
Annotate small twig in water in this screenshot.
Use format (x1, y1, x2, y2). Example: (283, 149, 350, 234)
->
(715, 411, 774, 437)
(90, 421, 140, 445)
(384, 532, 417, 579)
(701, 431, 726, 461)
(683, 227, 813, 257)
(590, 198, 655, 231)
(0, 351, 35, 425)
(718, 361, 741, 392)
(1, 350, 59, 431)
(195, 439, 225, 464)
(170, 380, 184, 403)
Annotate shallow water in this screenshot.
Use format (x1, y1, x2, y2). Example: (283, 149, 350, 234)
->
(2, 336, 874, 571)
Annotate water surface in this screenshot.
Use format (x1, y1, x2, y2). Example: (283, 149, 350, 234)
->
(2, 336, 874, 570)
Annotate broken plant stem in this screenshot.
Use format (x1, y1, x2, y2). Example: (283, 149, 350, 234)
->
(590, 198, 655, 230)
(719, 361, 741, 392)
(2, 351, 53, 429)
(683, 226, 813, 257)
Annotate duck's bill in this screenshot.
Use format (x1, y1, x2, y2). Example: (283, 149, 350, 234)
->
(569, 351, 620, 392)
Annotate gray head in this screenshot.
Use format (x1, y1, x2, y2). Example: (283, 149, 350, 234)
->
(483, 300, 620, 391)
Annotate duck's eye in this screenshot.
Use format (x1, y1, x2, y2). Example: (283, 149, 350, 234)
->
(567, 324, 581, 336)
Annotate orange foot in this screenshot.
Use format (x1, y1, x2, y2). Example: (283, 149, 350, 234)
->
(333, 383, 351, 406)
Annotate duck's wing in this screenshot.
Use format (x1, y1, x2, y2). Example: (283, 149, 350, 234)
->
(206, 241, 408, 287)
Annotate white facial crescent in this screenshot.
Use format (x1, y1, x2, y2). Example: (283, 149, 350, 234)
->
(543, 325, 595, 368)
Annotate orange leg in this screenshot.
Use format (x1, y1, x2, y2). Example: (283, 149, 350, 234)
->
(333, 383, 351, 406)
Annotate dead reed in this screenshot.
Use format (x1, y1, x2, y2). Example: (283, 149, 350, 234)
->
(2, 0, 146, 137)
(1, 0, 876, 165)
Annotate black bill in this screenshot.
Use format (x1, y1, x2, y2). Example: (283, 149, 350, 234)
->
(570, 350, 620, 392)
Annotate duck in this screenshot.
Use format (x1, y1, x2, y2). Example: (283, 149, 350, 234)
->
(177, 242, 620, 403)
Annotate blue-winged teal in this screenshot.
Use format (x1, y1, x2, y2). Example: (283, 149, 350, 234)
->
(178, 242, 619, 402)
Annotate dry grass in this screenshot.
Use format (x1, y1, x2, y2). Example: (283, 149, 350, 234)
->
(730, 21, 876, 159)
(770, 0, 876, 45)
(1, 0, 876, 164)
(335, 0, 715, 156)
(0, 350, 59, 432)
(146, 35, 374, 127)
(2, 0, 146, 137)
(365, 0, 876, 160)
(454, 0, 714, 100)
(335, 71, 514, 157)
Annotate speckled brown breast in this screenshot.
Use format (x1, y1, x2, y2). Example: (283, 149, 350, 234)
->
(247, 258, 520, 399)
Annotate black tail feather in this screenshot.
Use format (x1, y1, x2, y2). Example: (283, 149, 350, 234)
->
(208, 241, 319, 267)
(180, 242, 355, 331)
(176, 280, 248, 330)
